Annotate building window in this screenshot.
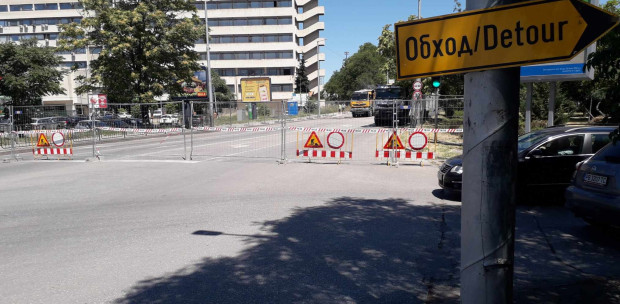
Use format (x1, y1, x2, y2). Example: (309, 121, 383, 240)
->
(35, 3, 58, 10)
(59, 2, 82, 9)
(0, 5, 7, 12)
(10, 4, 33, 11)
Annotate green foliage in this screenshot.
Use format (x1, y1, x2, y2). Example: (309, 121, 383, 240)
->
(257, 104, 270, 117)
(295, 58, 310, 94)
(323, 43, 386, 100)
(583, 1, 620, 124)
(0, 39, 65, 105)
(211, 71, 234, 101)
(58, 0, 203, 103)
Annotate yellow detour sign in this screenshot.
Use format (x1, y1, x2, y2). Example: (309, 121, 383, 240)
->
(384, 132, 405, 150)
(304, 131, 324, 149)
(37, 133, 50, 147)
(395, 0, 619, 79)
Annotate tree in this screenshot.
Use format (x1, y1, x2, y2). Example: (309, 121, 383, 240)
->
(577, 1, 619, 142)
(0, 39, 65, 106)
(323, 43, 386, 100)
(58, 0, 203, 104)
(295, 57, 310, 94)
(211, 71, 234, 103)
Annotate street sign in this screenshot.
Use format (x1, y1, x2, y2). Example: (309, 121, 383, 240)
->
(395, 0, 619, 79)
(37, 133, 50, 147)
(413, 81, 423, 91)
(304, 131, 324, 149)
(90, 94, 108, 108)
(409, 132, 428, 150)
(413, 92, 423, 101)
(52, 132, 65, 147)
(384, 132, 405, 150)
(327, 132, 345, 149)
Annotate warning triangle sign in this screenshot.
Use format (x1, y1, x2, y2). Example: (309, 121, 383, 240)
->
(37, 133, 50, 147)
(384, 132, 405, 150)
(304, 131, 324, 149)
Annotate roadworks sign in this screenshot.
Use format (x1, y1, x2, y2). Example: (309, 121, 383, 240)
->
(304, 131, 324, 149)
(37, 133, 50, 147)
(384, 132, 405, 150)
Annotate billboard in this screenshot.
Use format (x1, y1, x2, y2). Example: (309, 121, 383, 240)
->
(173, 71, 208, 99)
(241, 77, 271, 102)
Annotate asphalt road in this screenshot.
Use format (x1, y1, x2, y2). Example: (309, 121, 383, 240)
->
(1, 114, 619, 303)
(1, 157, 620, 303)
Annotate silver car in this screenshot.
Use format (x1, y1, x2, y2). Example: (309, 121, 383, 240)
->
(30, 117, 61, 130)
(566, 141, 620, 228)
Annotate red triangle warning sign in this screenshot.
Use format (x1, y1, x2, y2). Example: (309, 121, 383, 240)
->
(37, 133, 50, 147)
(304, 131, 324, 149)
(384, 132, 405, 150)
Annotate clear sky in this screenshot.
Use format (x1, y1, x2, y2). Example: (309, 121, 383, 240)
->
(320, 0, 609, 83)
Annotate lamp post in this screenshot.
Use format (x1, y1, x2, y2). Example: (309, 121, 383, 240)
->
(204, 0, 215, 127)
(316, 38, 326, 117)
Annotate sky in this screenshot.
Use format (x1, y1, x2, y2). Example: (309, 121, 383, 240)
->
(321, 0, 463, 82)
(320, 0, 610, 83)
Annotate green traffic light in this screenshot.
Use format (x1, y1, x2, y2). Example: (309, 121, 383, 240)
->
(432, 77, 441, 88)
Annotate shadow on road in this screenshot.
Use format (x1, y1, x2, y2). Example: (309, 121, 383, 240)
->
(115, 198, 461, 303)
(432, 189, 461, 202)
(113, 199, 620, 303)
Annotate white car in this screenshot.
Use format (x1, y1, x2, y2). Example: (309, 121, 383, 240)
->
(152, 109, 163, 118)
(118, 112, 132, 118)
(161, 114, 179, 126)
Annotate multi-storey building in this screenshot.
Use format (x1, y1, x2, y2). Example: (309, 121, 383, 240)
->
(0, 0, 324, 113)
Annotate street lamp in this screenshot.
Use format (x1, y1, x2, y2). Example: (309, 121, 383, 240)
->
(316, 38, 326, 117)
(204, 0, 215, 127)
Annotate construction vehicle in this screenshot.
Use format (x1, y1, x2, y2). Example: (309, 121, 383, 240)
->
(372, 85, 410, 127)
(350, 89, 374, 117)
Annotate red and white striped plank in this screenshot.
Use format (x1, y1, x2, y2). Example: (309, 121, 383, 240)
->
(33, 148, 73, 155)
(375, 150, 434, 160)
(297, 150, 352, 159)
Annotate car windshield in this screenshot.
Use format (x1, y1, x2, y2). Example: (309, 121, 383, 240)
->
(375, 87, 401, 99)
(351, 92, 369, 101)
(518, 131, 550, 153)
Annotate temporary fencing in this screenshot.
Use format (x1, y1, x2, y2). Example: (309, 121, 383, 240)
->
(1, 98, 464, 163)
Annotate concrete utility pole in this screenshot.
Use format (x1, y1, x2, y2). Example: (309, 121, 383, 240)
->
(204, 0, 215, 127)
(548, 82, 556, 127)
(461, 0, 519, 303)
(317, 39, 325, 117)
(525, 83, 532, 133)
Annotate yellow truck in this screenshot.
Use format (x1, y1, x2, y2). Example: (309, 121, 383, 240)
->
(350, 89, 374, 117)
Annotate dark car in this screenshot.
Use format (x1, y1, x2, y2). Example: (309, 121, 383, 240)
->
(438, 126, 615, 201)
(565, 141, 620, 228)
(0, 117, 10, 133)
(58, 116, 89, 128)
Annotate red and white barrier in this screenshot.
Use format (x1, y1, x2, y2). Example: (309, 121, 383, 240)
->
(297, 150, 352, 159)
(376, 150, 435, 160)
(33, 148, 73, 155)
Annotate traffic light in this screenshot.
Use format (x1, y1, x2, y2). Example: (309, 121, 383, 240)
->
(431, 77, 441, 88)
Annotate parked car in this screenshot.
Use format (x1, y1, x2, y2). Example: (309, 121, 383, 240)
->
(120, 118, 146, 128)
(30, 117, 62, 130)
(565, 140, 620, 228)
(75, 120, 107, 129)
(0, 117, 10, 133)
(101, 119, 130, 128)
(437, 126, 615, 202)
(118, 112, 132, 119)
(58, 116, 88, 128)
(161, 114, 179, 126)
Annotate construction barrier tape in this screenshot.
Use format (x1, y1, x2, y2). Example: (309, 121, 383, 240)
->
(1, 127, 463, 136)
